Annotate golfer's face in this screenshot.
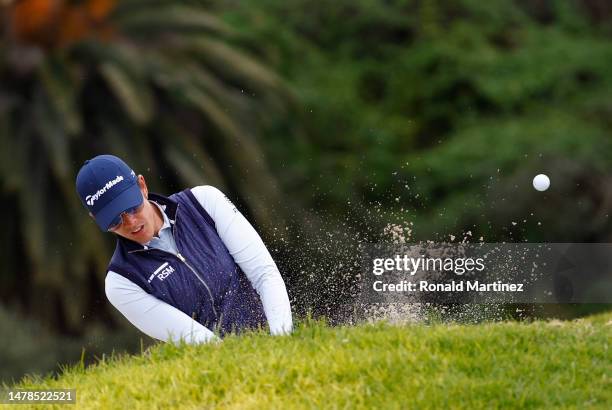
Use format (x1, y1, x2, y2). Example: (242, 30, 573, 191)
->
(110, 201, 157, 244)
(108, 176, 159, 244)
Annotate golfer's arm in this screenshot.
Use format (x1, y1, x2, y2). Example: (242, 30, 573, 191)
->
(191, 185, 293, 335)
(105, 271, 219, 344)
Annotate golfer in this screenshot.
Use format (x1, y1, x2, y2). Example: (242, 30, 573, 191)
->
(76, 154, 293, 344)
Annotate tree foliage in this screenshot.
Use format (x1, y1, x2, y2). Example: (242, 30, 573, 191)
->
(214, 0, 612, 242)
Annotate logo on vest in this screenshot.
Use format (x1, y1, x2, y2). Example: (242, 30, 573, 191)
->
(147, 262, 175, 283)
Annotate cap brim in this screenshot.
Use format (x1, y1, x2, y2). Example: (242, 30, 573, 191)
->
(94, 183, 144, 231)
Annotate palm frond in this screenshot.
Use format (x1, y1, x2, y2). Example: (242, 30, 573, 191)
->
(184, 37, 284, 93)
(38, 56, 82, 136)
(99, 61, 154, 125)
(0, 107, 20, 191)
(115, 6, 234, 37)
(161, 124, 228, 190)
(178, 86, 285, 230)
(17, 136, 47, 278)
(35, 81, 72, 180)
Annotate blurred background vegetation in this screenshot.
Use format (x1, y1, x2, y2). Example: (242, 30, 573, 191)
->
(1, 0, 611, 384)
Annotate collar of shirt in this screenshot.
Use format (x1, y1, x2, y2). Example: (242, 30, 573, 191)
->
(143, 200, 175, 250)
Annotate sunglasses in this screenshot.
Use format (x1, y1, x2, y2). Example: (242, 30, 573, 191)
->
(108, 201, 145, 231)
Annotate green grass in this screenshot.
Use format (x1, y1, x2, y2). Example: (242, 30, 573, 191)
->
(6, 312, 611, 409)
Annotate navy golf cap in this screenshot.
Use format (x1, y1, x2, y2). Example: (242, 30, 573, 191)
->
(76, 155, 143, 231)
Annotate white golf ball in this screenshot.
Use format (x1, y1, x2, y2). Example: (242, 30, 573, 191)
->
(533, 174, 550, 191)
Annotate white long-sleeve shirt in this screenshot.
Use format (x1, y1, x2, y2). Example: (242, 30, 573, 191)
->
(104, 185, 293, 344)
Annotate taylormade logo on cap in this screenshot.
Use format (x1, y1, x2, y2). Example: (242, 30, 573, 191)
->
(85, 175, 124, 206)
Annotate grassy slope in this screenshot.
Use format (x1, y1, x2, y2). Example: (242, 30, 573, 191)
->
(9, 312, 611, 409)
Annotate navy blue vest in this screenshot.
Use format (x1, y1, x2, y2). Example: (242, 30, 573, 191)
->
(108, 189, 266, 337)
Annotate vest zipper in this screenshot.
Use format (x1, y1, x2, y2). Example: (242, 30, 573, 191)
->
(175, 252, 218, 318)
(171, 203, 219, 320)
